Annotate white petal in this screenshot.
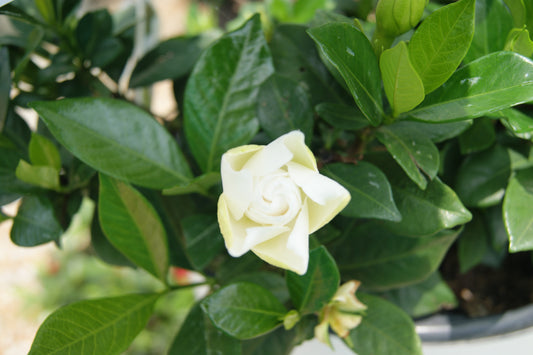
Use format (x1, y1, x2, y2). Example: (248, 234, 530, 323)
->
(287, 199, 309, 258)
(222, 144, 262, 171)
(252, 231, 309, 275)
(307, 193, 351, 233)
(244, 225, 289, 250)
(218, 195, 256, 257)
(280, 130, 317, 171)
(287, 162, 349, 205)
(221, 153, 254, 220)
(243, 136, 293, 176)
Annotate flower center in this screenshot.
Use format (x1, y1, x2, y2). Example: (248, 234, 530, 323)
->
(245, 171, 302, 226)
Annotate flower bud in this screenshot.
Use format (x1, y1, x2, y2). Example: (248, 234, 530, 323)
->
(376, 0, 428, 37)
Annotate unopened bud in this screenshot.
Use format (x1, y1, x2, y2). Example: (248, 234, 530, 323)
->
(376, 0, 428, 37)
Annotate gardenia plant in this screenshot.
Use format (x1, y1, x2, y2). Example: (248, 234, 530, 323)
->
(1, 0, 533, 354)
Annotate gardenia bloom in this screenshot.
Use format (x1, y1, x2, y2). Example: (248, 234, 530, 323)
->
(315, 281, 367, 346)
(217, 131, 350, 275)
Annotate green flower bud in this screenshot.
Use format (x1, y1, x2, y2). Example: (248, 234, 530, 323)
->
(376, 0, 428, 37)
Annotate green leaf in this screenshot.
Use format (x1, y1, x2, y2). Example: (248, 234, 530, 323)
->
(98, 174, 169, 280)
(10, 195, 63, 246)
(394, 120, 472, 143)
(458, 214, 489, 272)
(504, 0, 526, 27)
(498, 108, 533, 135)
(407, 52, 533, 123)
(182, 213, 224, 271)
(168, 303, 241, 355)
(162, 172, 221, 196)
(455, 145, 511, 208)
(322, 162, 401, 221)
(504, 169, 533, 252)
(308, 23, 384, 126)
(334, 222, 461, 291)
(376, 123, 440, 190)
(0, 47, 10, 132)
(292, 0, 331, 23)
(202, 282, 287, 339)
(380, 41, 425, 117)
(30, 98, 192, 189)
(257, 74, 313, 143)
(75, 9, 112, 58)
(315, 102, 369, 130)
(286, 246, 339, 314)
(184, 14, 274, 172)
(231, 272, 290, 304)
(408, 0, 475, 94)
(516, 166, 533, 194)
(90, 209, 133, 267)
(29, 293, 160, 355)
(464, 0, 514, 63)
(0, 210, 9, 223)
(506, 28, 533, 57)
(130, 35, 214, 87)
(28, 133, 62, 170)
(381, 272, 457, 318)
(458, 117, 496, 154)
(270, 24, 346, 105)
(15, 160, 60, 190)
(347, 293, 422, 355)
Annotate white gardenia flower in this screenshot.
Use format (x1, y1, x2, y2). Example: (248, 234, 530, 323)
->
(217, 131, 350, 275)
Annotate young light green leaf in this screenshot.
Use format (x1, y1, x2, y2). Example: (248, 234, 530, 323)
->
(333, 222, 461, 291)
(0, 47, 9, 132)
(504, 169, 533, 252)
(505, 27, 533, 57)
(257, 74, 313, 143)
(455, 145, 511, 208)
(458, 117, 496, 154)
(308, 23, 384, 126)
(168, 303, 241, 355)
(286, 246, 340, 315)
(184, 14, 274, 172)
(322, 162, 401, 221)
(182, 213, 225, 271)
(315, 102, 369, 130)
(30, 98, 192, 189)
(28, 133, 61, 170)
(10, 195, 63, 246)
(15, 160, 60, 190)
(408, 0, 475, 94)
(202, 282, 287, 339)
(464, 0, 514, 63)
(407, 52, 533, 123)
(29, 293, 160, 355)
(376, 123, 440, 190)
(504, 0, 526, 27)
(380, 41, 424, 117)
(380, 272, 457, 318)
(347, 293, 422, 355)
(98, 174, 169, 280)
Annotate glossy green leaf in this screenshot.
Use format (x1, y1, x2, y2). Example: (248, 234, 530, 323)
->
(516, 166, 533, 194)
(29, 293, 160, 355)
(168, 303, 241, 355)
(347, 293, 422, 355)
(381, 272, 457, 318)
(376, 123, 440, 190)
(505, 27, 533, 57)
(162, 172, 221, 196)
(408, 0, 475, 94)
(75, 9, 112, 58)
(182, 213, 224, 271)
(504, 168, 533, 252)
(0, 47, 9, 132)
(315, 102, 369, 130)
(98, 174, 169, 280)
(15, 160, 60, 190)
(322, 162, 401, 221)
(380, 41, 425, 116)
(458, 214, 489, 272)
(90, 208, 133, 267)
(458, 117, 496, 154)
(383, 172, 472, 237)
(130, 35, 214, 87)
(184, 15, 274, 172)
(269, 24, 346, 105)
(334, 222, 460, 291)
(395, 120, 472, 143)
(231, 272, 290, 304)
(202, 282, 287, 339)
(286, 246, 339, 314)
(498, 108, 533, 135)
(308, 23, 384, 125)
(407, 52, 533, 123)
(257, 74, 313, 143)
(10, 195, 63, 246)
(28, 133, 61, 170)
(455, 145, 511, 207)
(464, 0, 514, 63)
(30, 98, 192, 189)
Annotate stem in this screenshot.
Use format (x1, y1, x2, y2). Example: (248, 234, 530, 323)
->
(168, 281, 213, 291)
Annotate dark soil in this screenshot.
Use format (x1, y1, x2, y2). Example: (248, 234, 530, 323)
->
(440, 248, 533, 317)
